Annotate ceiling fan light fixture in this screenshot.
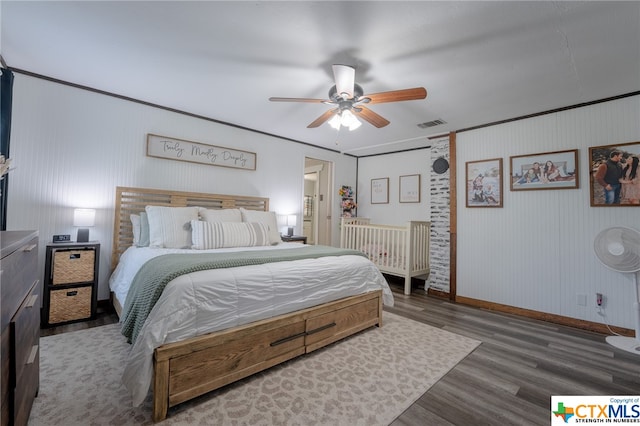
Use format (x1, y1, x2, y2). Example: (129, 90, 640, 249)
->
(270, 64, 426, 130)
(348, 121, 362, 131)
(340, 109, 361, 131)
(327, 109, 362, 131)
(328, 114, 341, 130)
(346, 119, 362, 132)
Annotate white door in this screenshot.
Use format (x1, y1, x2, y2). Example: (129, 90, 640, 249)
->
(304, 158, 333, 245)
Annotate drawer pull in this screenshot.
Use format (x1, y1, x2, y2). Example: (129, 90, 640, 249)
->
(21, 244, 37, 253)
(26, 345, 39, 365)
(270, 322, 337, 347)
(25, 294, 39, 308)
(270, 331, 307, 347)
(66, 290, 78, 297)
(306, 322, 336, 336)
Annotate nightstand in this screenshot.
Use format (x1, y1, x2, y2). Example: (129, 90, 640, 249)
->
(42, 241, 100, 327)
(281, 235, 307, 244)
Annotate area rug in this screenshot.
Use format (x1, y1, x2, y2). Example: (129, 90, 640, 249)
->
(29, 312, 480, 426)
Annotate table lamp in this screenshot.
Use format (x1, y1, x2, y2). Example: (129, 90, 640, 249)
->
(74, 208, 95, 242)
(287, 214, 297, 236)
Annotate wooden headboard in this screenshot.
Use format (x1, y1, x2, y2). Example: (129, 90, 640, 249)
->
(111, 186, 270, 270)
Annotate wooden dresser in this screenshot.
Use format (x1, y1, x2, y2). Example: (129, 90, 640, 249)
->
(1, 230, 40, 426)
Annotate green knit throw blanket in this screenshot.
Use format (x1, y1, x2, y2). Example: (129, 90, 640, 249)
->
(121, 245, 365, 344)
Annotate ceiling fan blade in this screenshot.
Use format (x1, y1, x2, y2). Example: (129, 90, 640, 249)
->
(269, 97, 329, 103)
(353, 106, 390, 128)
(332, 64, 355, 98)
(362, 87, 427, 104)
(307, 109, 338, 128)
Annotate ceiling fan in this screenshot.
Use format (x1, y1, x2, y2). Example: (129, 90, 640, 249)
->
(269, 64, 427, 131)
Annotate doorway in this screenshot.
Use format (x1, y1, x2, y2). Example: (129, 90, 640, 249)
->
(304, 157, 333, 245)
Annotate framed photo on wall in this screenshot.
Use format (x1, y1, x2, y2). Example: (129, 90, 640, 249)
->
(371, 177, 389, 204)
(589, 141, 640, 206)
(399, 174, 420, 203)
(466, 158, 503, 208)
(510, 149, 578, 191)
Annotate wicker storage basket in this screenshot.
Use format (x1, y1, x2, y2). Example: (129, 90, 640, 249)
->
(52, 249, 95, 285)
(49, 286, 93, 324)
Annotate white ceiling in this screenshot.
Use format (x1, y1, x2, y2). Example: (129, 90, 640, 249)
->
(2, 1, 639, 156)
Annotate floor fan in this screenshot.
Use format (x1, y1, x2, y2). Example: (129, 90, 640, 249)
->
(593, 227, 640, 354)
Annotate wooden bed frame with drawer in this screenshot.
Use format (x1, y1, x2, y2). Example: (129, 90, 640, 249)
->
(110, 186, 384, 422)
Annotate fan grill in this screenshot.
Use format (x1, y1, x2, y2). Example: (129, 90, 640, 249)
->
(594, 227, 640, 273)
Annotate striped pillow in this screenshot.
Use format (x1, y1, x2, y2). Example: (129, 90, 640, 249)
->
(146, 206, 199, 248)
(191, 221, 270, 249)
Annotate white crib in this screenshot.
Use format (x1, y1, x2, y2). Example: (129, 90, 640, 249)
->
(340, 217, 431, 295)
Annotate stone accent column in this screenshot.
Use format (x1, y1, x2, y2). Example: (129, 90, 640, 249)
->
(429, 140, 450, 292)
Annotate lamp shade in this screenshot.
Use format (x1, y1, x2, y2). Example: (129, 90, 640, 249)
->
(73, 209, 96, 227)
(74, 209, 95, 242)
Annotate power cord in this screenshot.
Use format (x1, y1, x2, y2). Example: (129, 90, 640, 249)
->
(596, 306, 622, 336)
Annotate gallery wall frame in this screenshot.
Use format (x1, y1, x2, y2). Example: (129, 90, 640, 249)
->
(399, 174, 421, 203)
(371, 177, 389, 204)
(509, 149, 578, 191)
(588, 141, 640, 207)
(466, 158, 503, 208)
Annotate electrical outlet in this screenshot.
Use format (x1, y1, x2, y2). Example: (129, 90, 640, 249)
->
(596, 292, 603, 307)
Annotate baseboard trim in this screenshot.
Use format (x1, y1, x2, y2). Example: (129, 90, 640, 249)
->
(426, 290, 633, 337)
(426, 288, 449, 300)
(101, 290, 634, 338)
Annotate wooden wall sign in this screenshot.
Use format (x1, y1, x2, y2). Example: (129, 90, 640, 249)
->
(146, 134, 256, 171)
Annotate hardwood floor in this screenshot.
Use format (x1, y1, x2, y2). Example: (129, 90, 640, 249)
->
(40, 280, 640, 425)
(39, 304, 118, 337)
(387, 282, 640, 426)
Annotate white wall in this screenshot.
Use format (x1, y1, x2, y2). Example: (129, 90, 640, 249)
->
(355, 149, 431, 225)
(456, 95, 640, 330)
(7, 75, 357, 299)
(9, 74, 639, 331)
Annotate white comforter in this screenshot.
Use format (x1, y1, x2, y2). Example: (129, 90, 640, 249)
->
(109, 243, 394, 407)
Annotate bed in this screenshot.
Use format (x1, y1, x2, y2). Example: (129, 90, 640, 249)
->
(340, 217, 431, 295)
(109, 187, 394, 422)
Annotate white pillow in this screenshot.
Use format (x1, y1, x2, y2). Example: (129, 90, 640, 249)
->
(130, 213, 150, 247)
(200, 208, 242, 223)
(191, 220, 270, 249)
(139, 212, 150, 247)
(145, 206, 199, 248)
(130, 214, 141, 246)
(239, 208, 282, 244)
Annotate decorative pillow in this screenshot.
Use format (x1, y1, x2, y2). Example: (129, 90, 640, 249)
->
(199, 208, 242, 223)
(191, 221, 270, 249)
(130, 213, 150, 247)
(239, 208, 281, 244)
(130, 214, 141, 246)
(145, 206, 199, 248)
(138, 212, 150, 247)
